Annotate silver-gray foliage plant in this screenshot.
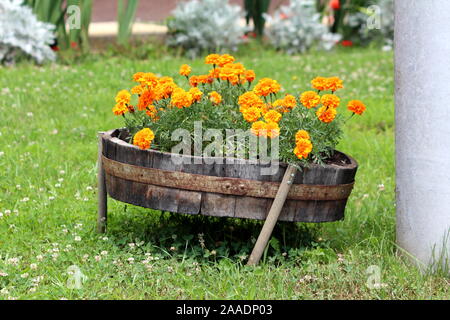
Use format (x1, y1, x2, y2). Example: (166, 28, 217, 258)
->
(0, 0, 56, 65)
(264, 0, 341, 54)
(167, 0, 247, 57)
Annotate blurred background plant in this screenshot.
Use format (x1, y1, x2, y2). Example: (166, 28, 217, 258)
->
(24, 0, 93, 52)
(264, 0, 341, 54)
(117, 0, 139, 46)
(0, 0, 56, 65)
(324, 0, 393, 48)
(166, 0, 248, 58)
(244, 0, 271, 38)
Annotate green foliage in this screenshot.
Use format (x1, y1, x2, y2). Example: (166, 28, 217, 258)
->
(244, 0, 271, 37)
(117, 0, 139, 46)
(24, 0, 92, 51)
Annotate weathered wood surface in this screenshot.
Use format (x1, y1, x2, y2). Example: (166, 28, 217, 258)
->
(102, 129, 358, 222)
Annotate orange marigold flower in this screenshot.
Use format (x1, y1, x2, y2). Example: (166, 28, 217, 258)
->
(283, 94, 297, 109)
(189, 76, 200, 87)
(264, 110, 282, 123)
(300, 91, 320, 109)
(198, 74, 213, 84)
(189, 87, 203, 102)
(265, 121, 280, 139)
(146, 105, 159, 121)
(238, 91, 264, 112)
(137, 90, 154, 111)
(311, 77, 328, 91)
(115, 90, 131, 104)
(321, 94, 340, 108)
(294, 139, 313, 159)
(245, 69, 256, 83)
(253, 78, 281, 97)
(112, 103, 128, 116)
(179, 64, 191, 77)
(218, 54, 235, 67)
(205, 54, 221, 65)
(325, 77, 344, 92)
(209, 68, 221, 79)
(209, 91, 222, 105)
(251, 121, 267, 137)
(347, 100, 366, 115)
(219, 67, 238, 82)
(316, 106, 337, 123)
(171, 88, 193, 108)
(295, 130, 310, 143)
(141, 73, 158, 87)
(242, 107, 262, 123)
(133, 128, 155, 150)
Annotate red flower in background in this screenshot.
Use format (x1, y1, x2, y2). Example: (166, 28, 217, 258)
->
(71, 41, 78, 49)
(342, 40, 353, 47)
(280, 13, 289, 20)
(50, 45, 59, 52)
(330, 0, 340, 10)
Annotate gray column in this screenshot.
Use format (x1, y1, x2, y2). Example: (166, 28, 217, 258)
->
(395, 0, 450, 271)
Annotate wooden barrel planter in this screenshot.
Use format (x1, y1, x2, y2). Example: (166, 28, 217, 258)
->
(99, 129, 358, 223)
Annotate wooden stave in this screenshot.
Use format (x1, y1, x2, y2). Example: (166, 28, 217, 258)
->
(102, 129, 358, 222)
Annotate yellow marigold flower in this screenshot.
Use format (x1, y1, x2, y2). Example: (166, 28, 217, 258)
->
(347, 100, 366, 115)
(179, 64, 191, 77)
(189, 87, 203, 102)
(209, 91, 222, 105)
(171, 88, 193, 108)
(205, 54, 221, 65)
(133, 128, 155, 150)
(245, 69, 256, 83)
(264, 110, 282, 123)
(133, 72, 145, 83)
(321, 94, 340, 108)
(242, 107, 262, 123)
(316, 106, 337, 123)
(112, 103, 128, 116)
(294, 139, 313, 159)
(253, 78, 281, 97)
(311, 77, 328, 91)
(265, 121, 280, 139)
(325, 77, 344, 92)
(218, 54, 235, 67)
(300, 91, 320, 109)
(251, 121, 267, 137)
(131, 85, 145, 95)
(295, 130, 310, 143)
(137, 90, 154, 111)
(115, 90, 131, 104)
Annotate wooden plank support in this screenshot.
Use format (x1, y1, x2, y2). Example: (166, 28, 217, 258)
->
(247, 165, 298, 266)
(97, 132, 107, 233)
(102, 155, 353, 201)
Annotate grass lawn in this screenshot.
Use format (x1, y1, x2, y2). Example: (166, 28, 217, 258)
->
(0, 46, 448, 300)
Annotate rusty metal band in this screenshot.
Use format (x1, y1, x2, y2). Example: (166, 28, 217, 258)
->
(102, 155, 354, 201)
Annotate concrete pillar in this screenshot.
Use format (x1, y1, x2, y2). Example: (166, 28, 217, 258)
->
(395, 0, 450, 271)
